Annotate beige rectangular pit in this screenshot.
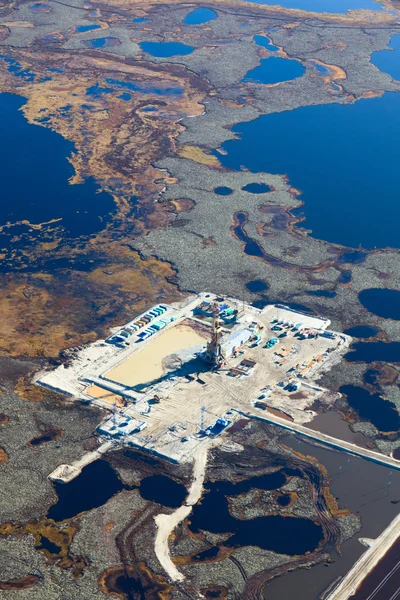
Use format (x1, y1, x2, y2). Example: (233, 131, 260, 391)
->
(86, 384, 126, 407)
(104, 323, 208, 388)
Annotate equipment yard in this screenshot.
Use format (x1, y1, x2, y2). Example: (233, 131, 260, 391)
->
(38, 293, 351, 467)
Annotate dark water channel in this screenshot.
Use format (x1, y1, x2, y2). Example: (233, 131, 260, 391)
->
(219, 92, 400, 249)
(233, 212, 264, 258)
(263, 435, 400, 600)
(0, 93, 115, 237)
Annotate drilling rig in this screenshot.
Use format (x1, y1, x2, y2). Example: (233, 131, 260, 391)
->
(205, 301, 224, 367)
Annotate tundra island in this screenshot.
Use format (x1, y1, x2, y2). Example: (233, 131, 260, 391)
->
(38, 294, 350, 469)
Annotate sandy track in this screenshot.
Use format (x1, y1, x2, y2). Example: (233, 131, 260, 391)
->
(154, 441, 211, 581)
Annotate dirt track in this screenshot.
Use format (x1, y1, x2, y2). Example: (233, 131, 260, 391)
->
(154, 441, 211, 581)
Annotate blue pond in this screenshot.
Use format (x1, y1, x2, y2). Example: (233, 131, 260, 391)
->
(340, 385, 400, 432)
(243, 0, 384, 13)
(133, 17, 148, 23)
(29, 2, 51, 11)
(219, 92, 400, 249)
(83, 37, 120, 49)
(243, 55, 304, 85)
(139, 41, 194, 57)
(75, 24, 101, 33)
(343, 325, 379, 338)
(118, 92, 131, 101)
(306, 290, 336, 298)
(359, 288, 400, 320)
(183, 8, 217, 24)
(311, 60, 331, 76)
(346, 341, 400, 363)
(214, 186, 233, 196)
(0, 93, 115, 237)
(371, 34, 400, 81)
(242, 182, 271, 193)
(254, 34, 278, 52)
(246, 279, 269, 292)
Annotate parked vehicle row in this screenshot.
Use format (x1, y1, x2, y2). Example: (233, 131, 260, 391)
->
(136, 315, 176, 342)
(106, 305, 168, 345)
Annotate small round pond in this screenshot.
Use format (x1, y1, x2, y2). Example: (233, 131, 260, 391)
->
(246, 280, 269, 293)
(183, 8, 217, 24)
(214, 186, 233, 196)
(359, 289, 400, 320)
(242, 182, 271, 193)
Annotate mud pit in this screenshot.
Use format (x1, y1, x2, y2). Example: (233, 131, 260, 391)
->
(105, 324, 208, 387)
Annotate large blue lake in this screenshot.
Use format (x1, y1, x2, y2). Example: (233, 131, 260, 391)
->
(244, 0, 385, 13)
(371, 33, 400, 81)
(0, 93, 115, 237)
(219, 92, 400, 249)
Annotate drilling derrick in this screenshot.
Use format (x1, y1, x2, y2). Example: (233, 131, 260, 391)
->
(205, 301, 224, 366)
